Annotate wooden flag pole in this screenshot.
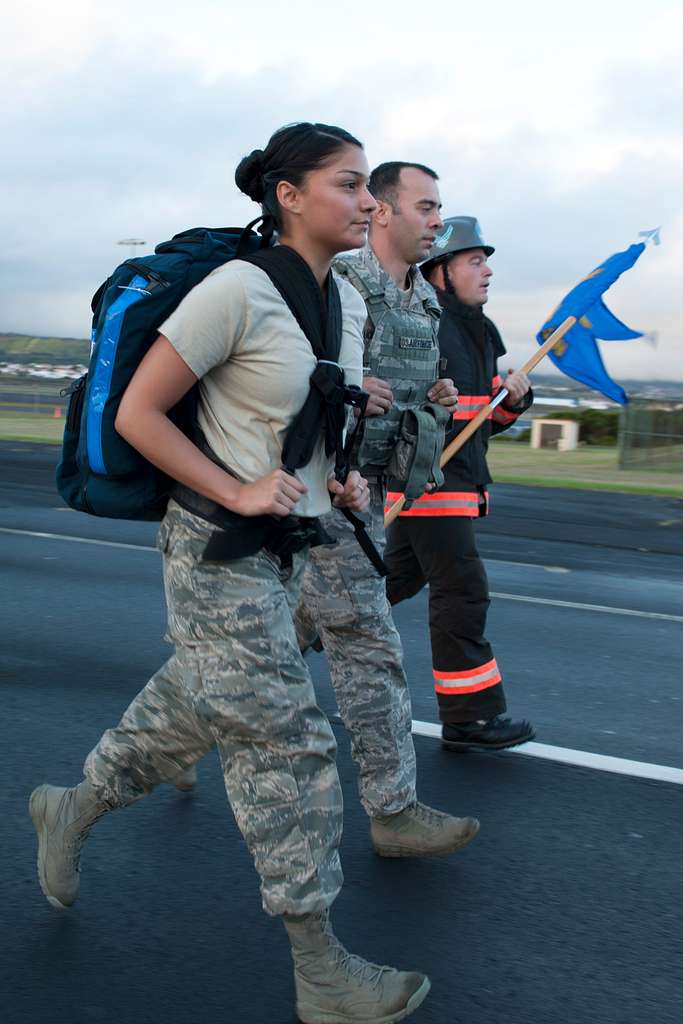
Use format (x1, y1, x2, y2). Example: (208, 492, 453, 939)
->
(384, 315, 577, 527)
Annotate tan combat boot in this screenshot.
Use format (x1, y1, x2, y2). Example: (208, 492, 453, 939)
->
(283, 910, 430, 1023)
(371, 801, 480, 858)
(29, 780, 107, 909)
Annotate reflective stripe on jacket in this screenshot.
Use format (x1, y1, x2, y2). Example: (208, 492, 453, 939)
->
(385, 489, 488, 518)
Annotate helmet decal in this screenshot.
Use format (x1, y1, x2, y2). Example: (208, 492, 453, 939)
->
(433, 224, 454, 249)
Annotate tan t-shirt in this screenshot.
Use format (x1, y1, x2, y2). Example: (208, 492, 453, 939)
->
(159, 259, 366, 517)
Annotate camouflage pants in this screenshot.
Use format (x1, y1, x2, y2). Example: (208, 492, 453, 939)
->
(85, 501, 343, 918)
(294, 480, 417, 817)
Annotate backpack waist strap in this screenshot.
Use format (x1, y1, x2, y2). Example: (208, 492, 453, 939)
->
(172, 482, 332, 565)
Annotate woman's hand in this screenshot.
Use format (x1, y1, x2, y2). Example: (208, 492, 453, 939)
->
(328, 470, 370, 513)
(233, 470, 308, 517)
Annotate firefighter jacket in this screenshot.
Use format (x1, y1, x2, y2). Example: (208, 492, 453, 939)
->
(386, 288, 532, 518)
(334, 245, 441, 473)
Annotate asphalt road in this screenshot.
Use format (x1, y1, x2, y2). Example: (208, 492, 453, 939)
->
(1, 442, 681, 1024)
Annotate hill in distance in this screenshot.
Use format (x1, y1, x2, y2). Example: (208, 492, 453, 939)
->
(0, 333, 89, 365)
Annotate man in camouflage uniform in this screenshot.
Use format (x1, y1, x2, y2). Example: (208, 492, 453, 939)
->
(295, 163, 478, 856)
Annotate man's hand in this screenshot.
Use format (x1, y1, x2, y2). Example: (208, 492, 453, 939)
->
(427, 378, 459, 408)
(362, 376, 393, 417)
(503, 369, 530, 407)
(328, 470, 370, 513)
(234, 469, 307, 517)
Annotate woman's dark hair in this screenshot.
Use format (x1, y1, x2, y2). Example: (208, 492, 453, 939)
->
(235, 122, 363, 233)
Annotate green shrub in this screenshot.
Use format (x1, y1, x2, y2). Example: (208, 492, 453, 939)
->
(546, 409, 619, 446)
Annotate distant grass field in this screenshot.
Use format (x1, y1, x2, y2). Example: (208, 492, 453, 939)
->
(0, 412, 66, 443)
(487, 443, 683, 497)
(2, 399, 679, 495)
(0, 377, 71, 442)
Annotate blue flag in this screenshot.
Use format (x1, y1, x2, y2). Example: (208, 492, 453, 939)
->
(536, 243, 646, 404)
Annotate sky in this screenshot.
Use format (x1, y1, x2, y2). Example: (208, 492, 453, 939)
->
(1, 0, 682, 382)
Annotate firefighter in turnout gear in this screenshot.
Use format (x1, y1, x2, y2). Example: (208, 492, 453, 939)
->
(384, 216, 536, 750)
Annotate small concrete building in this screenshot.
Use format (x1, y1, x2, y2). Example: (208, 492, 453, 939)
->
(530, 418, 580, 451)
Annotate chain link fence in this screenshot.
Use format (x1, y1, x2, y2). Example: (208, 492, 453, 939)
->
(618, 400, 683, 472)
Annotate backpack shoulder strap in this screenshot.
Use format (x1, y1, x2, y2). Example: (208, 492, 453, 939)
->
(240, 247, 338, 361)
(242, 248, 387, 577)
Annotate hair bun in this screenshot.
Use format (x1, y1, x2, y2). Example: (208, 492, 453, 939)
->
(235, 148, 266, 202)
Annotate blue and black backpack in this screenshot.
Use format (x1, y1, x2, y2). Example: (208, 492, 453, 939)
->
(57, 224, 267, 520)
(56, 224, 387, 575)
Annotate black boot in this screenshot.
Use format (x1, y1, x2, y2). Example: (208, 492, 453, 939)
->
(442, 715, 535, 751)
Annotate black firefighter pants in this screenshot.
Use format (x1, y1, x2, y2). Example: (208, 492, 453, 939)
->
(385, 514, 507, 725)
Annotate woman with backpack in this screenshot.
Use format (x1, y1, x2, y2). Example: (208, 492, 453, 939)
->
(29, 122, 431, 1024)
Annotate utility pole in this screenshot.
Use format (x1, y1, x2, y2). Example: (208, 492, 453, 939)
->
(117, 238, 146, 260)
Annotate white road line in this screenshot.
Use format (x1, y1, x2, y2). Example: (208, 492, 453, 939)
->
(487, 558, 570, 573)
(411, 720, 683, 785)
(2, 526, 683, 623)
(489, 590, 683, 623)
(0, 526, 156, 553)
(3, 523, 681, 783)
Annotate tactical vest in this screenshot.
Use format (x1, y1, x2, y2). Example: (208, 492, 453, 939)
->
(338, 259, 441, 471)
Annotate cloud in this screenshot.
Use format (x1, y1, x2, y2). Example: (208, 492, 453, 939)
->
(0, 57, 314, 334)
(602, 61, 683, 136)
(1, 1, 681, 380)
